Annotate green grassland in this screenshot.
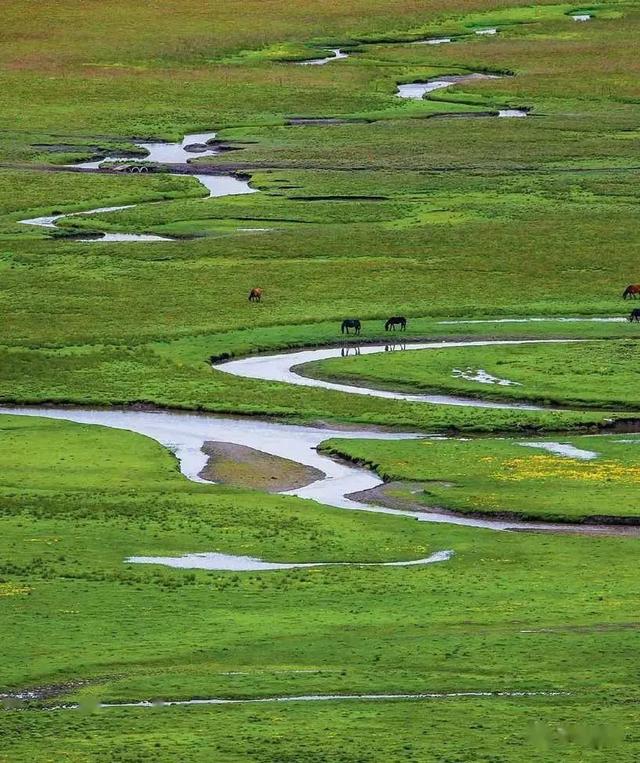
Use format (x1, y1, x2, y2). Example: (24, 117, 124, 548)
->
(4, 0, 640, 759)
(2, 415, 640, 761)
(301, 338, 640, 409)
(321, 432, 640, 520)
(3, 320, 640, 433)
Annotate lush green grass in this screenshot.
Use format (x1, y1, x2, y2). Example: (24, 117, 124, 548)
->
(0, 169, 205, 238)
(303, 338, 640, 409)
(2, 414, 640, 761)
(3, 320, 640, 432)
(4, 0, 640, 758)
(322, 432, 640, 520)
(1, 698, 637, 762)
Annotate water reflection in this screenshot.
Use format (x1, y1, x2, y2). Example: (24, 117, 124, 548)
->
(341, 345, 361, 357)
(384, 342, 407, 352)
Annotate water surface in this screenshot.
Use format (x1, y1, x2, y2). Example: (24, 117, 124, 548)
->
(396, 73, 498, 100)
(20, 131, 255, 241)
(298, 49, 348, 65)
(215, 339, 580, 410)
(518, 442, 598, 460)
(126, 549, 453, 571)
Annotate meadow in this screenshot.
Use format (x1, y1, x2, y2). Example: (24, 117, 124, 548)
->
(321, 433, 640, 520)
(2, 416, 640, 761)
(3, 0, 640, 759)
(302, 338, 640, 409)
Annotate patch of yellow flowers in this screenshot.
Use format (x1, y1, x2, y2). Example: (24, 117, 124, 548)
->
(0, 583, 32, 597)
(494, 455, 640, 485)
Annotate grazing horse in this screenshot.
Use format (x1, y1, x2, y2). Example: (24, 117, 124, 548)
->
(629, 309, 640, 322)
(385, 316, 407, 331)
(248, 287, 263, 302)
(341, 319, 361, 335)
(623, 285, 640, 299)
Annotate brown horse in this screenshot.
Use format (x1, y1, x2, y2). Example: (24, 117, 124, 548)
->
(248, 287, 263, 302)
(623, 285, 640, 299)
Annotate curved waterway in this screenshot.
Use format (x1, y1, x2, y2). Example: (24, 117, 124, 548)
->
(215, 339, 579, 410)
(19, 131, 256, 241)
(397, 73, 499, 100)
(297, 48, 349, 65)
(396, 73, 528, 117)
(3, 337, 626, 536)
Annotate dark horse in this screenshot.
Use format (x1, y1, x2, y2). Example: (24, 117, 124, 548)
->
(629, 309, 640, 322)
(341, 319, 361, 335)
(623, 284, 640, 299)
(248, 287, 263, 302)
(385, 316, 407, 331)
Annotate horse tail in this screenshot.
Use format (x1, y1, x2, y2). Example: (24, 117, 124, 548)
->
(341, 322, 345, 334)
(623, 286, 630, 299)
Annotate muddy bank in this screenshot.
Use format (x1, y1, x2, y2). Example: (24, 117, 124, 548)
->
(199, 441, 323, 492)
(286, 117, 374, 126)
(1, 677, 112, 704)
(346, 480, 640, 537)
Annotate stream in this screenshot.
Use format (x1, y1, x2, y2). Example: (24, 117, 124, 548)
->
(19, 43, 528, 242)
(396, 73, 528, 117)
(215, 339, 578, 410)
(297, 48, 349, 65)
(19, 131, 256, 241)
(75, 688, 568, 710)
(1, 337, 624, 537)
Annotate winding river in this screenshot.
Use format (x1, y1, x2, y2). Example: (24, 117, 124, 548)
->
(8, 16, 608, 545)
(215, 339, 577, 409)
(397, 73, 528, 117)
(297, 48, 349, 65)
(19, 35, 529, 242)
(2, 337, 629, 538)
(19, 131, 256, 241)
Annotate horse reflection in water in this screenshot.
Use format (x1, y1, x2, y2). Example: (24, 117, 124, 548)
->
(385, 342, 407, 352)
(341, 345, 362, 357)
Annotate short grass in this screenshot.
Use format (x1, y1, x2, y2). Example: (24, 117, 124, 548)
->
(303, 338, 640, 409)
(3, 0, 640, 759)
(1, 415, 640, 761)
(321, 432, 640, 520)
